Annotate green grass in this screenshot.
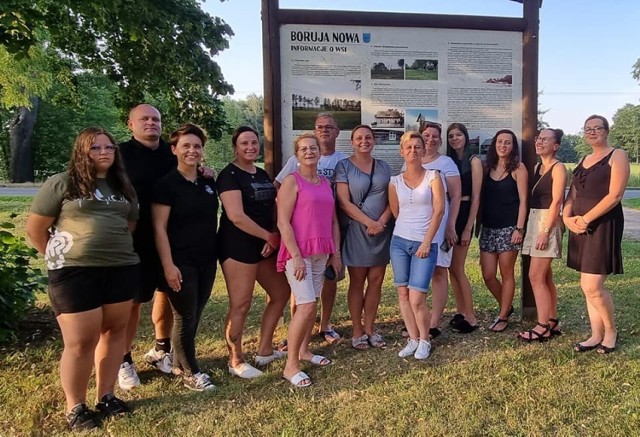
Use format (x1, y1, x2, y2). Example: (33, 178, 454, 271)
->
(370, 69, 404, 80)
(2, 199, 640, 435)
(623, 198, 640, 210)
(404, 69, 438, 80)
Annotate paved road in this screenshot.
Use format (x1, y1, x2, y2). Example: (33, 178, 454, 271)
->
(0, 187, 39, 196)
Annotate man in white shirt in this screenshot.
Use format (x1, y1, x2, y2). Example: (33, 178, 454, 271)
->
(275, 112, 347, 344)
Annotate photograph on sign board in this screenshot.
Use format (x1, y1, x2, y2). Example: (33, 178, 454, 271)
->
(404, 59, 439, 81)
(405, 108, 438, 132)
(370, 108, 404, 129)
(370, 59, 405, 80)
(484, 74, 512, 85)
(290, 78, 361, 131)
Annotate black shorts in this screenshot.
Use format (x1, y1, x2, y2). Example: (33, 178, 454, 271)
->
(455, 200, 474, 244)
(134, 250, 165, 303)
(218, 234, 270, 264)
(48, 264, 140, 316)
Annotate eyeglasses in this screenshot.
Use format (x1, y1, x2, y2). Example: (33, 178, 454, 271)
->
(314, 125, 336, 131)
(534, 136, 554, 145)
(89, 144, 117, 154)
(298, 146, 319, 153)
(584, 126, 606, 135)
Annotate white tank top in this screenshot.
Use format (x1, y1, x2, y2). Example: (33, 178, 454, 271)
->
(391, 169, 439, 242)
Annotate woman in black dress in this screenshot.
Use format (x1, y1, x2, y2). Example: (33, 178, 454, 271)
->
(563, 115, 629, 354)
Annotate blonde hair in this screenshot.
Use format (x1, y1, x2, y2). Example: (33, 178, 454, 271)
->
(293, 132, 319, 153)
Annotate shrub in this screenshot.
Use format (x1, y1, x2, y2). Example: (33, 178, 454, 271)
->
(0, 219, 45, 343)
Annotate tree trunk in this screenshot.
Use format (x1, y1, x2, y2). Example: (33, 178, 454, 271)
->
(9, 97, 40, 183)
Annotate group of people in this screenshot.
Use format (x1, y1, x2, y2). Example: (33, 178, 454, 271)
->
(25, 108, 628, 430)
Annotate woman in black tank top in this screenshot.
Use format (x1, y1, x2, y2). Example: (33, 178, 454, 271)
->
(563, 115, 629, 354)
(479, 130, 528, 333)
(518, 128, 567, 342)
(446, 123, 483, 332)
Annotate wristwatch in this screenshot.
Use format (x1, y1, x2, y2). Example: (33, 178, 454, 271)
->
(515, 227, 525, 234)
(541, 224, 550, 234)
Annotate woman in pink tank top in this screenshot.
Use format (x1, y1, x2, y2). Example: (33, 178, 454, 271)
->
(277, 133, 342, 387)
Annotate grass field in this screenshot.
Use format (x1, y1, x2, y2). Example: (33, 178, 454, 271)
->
(404, 69, 438, 81)
(370, 70, 404, 80)
(2, 198, 640, 435)
(292, 110, 361, 131)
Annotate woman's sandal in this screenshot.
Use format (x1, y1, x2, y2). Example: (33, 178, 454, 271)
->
(574, 342, 600, 352)
(596, 333, 618, 355)
(351, 334, 370, 351)
(489, 318, 509, 332)
(548, 318, 562, 336)
(518, 322, 551, 343)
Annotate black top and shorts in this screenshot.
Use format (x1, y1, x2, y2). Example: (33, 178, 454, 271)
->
(120, 137, 177, 302)
(216, 163, 277, 264)
(479, 172, 521, 253)
(567, 151, 623, 274)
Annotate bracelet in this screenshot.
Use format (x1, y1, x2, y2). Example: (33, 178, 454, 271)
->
(515, 227, 525, 234)
(541, 224, 550, 234)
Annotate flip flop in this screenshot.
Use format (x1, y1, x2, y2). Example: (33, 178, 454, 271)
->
(255, 350, 287, 367)
(319, 328, 341, 344)
(283, 371, 312, 388)
(302, 354, 331, 366)
(228, 363, 263, 379)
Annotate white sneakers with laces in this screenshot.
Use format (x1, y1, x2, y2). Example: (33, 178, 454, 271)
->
(118, 362, 141, 390)
(144, 348, 173, 374)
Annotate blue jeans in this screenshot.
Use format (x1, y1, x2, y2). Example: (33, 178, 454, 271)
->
(390, 236, 438, 293)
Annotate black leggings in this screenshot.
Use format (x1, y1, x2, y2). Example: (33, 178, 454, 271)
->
(167, 263, 216, 375)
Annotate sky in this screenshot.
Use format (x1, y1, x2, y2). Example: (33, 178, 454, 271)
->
(203, 0, 640, 135)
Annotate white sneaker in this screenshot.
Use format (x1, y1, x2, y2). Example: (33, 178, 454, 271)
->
(414, 339, 432, 360)
(398, 338, 419, 358)
(184, 372, 216, 392)
(144, 348, 173, 374)
(118, 362, 140, 390)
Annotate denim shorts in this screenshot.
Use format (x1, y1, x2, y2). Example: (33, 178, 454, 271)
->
(390, 235, 438, 293)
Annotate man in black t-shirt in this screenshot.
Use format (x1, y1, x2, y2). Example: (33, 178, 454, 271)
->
(118, 104, 177, 390)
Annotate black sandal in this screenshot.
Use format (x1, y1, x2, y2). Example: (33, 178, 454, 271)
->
(548, 318, 562, 336)
(518, 322, 551, 343)
(574, 342, 600, 352)
(489, 318, 509, 332)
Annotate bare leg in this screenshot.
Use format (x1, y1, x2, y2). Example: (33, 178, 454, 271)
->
(347, 266, 368, 339)
(319, 280, 338, 333)
(429, 266, 448, 330)
(124, 302, 141, 356)
(221, 258, 258, 367)
(409, 290, 431, 340)
(520, 257, 553, 339)
(496, 251, 518, 319)
(57, 309, 102, 412)
(283, 301, 316, 382)
(256, 257, 290, 356)
(449, 244, 476, 325)
(480, 251, 501, 304)
(152, 292, 173, 339)
(95, 300, 133, 399)
(363, 265, 386, 335)
(398, 286, 417, 339)
(581, 273, 617, 348)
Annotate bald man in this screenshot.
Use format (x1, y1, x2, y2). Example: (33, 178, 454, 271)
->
(118, 104, 177, 390)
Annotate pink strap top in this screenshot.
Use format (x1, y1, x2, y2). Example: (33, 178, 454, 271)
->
(276, 172, 336, 271)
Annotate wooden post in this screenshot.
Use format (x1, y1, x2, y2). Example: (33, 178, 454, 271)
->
(261, 0, 281, 179)
(520, 0, 541, 320)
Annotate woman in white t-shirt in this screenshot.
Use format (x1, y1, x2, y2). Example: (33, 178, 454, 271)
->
(389, 131, 445, 360)
(419, 123, 461, 338)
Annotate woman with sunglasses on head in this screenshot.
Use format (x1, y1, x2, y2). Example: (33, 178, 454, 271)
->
(563, 115, 629, 354)
(277, 133, 342, 387)
(518, 128, 567, 342)
(479, 129, 528, 333)
(335, 125, 393, 351)
(26, 127, 139, 431)
(151, 124, 218, 391)
(446, 123, 483, 333)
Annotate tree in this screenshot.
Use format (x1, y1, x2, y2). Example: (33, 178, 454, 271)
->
(557, 133, 581, 163)
(609, 104, 640, 163)
(1, 0, 234, 181)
